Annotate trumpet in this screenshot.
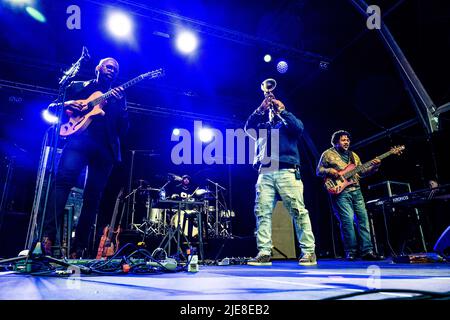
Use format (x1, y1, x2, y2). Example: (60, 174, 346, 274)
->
(260, 78, 287, 125)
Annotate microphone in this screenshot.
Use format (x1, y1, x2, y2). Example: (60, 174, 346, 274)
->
(82, 46, 90, 61)
(59, 46, 89, 86)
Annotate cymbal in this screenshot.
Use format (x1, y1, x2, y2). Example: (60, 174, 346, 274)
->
(145, 187, 161, 192)
(195, 189, 211, 196)
(130, 149, 159, 157)
(168, 173, 182, 181)
(134, 179, 149, 187)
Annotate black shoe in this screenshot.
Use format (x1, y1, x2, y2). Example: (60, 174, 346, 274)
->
(362, 252, 384, 261)
(345, 252, 356, 261)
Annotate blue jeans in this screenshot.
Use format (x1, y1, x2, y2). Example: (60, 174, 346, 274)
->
(332, 188, 373, 255)
(254, 169, 315, 256)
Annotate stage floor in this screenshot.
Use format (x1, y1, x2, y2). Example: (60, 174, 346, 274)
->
(1, 259, 449, 300)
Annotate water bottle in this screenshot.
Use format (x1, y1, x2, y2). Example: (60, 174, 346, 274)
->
(188, 247, 199, 273)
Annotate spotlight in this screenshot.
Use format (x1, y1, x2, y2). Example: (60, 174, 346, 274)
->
(198, 128, 213, 143)
(107, 11, 133, 38)
(41, 109, 58, 124)
(264, 54, 272, 63)
(175, 31, 198, 54)
(4, 0, 33, 6)
(172, 128, 180, 136)
(277, 60, 288, 74)
(25, 6, 46, 23)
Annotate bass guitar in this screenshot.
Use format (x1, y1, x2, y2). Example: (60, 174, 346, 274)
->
(324, 145, 405, 195)
(60, 68, 164, 136)
(96, 188, 124, 259)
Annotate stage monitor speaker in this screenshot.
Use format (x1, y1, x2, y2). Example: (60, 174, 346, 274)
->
(434, 226, 450, 255)
(272, 201, 296, 259)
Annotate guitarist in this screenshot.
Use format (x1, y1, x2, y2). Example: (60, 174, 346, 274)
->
(317, 130, 383, 261)
(41, 57, 128, 258)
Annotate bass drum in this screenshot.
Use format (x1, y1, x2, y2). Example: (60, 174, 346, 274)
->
(149, 208, 164, 223)
(170, 210, 198, 237)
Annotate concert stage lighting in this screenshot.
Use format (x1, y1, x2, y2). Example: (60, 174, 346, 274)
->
(41, 109, 58, 124)
(3, 0, 46, 23)
(172, 128, 180, 136)
(107, 11, 133, 38)
(25, 6, 46, 23)
(175, 31, 198, 54)
(198, 128, 213, 143)
(264, 54, 272, 63)
(277, 60, 288, 74)
(4, 0, 33, 6)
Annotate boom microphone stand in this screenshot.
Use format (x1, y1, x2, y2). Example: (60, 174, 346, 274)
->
(0, 47, 91, 273)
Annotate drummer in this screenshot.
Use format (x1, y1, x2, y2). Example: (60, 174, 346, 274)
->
(170, 174, 197, 200)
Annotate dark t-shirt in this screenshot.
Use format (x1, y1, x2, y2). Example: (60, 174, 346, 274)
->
(169, 183, 196, 198)
(51, 79, 129, 162)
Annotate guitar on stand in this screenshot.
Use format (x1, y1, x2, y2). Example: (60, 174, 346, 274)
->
(96, 188, 124, 259)
(60, 68, 164, 136)
(324, 145, 405, 195)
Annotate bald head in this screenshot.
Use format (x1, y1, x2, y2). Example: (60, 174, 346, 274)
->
(95, 58, 119, 83)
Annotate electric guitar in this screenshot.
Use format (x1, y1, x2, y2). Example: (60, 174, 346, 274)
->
(60, 68, 164, 136)
(324, 145, 405, 195)
(96, 188, 124, 259)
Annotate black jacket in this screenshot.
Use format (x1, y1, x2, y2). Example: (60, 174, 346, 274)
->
(48, 80, 129, 162)
(244, 109, 304, 169)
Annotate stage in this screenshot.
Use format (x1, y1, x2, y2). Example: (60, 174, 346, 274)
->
(1, 2, 450, 313)
(1, 259, 449, 300)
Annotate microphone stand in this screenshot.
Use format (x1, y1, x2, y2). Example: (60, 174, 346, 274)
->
(206, 179, 226, 237)
(0, 48, 91, 274)
(31, 48, 89, 249)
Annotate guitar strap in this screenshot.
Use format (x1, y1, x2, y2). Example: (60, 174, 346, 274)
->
(349, 151, 356, 165)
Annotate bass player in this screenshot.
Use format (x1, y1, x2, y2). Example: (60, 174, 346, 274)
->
(42, 57, 128, 258)
(316, 130, 383, 261)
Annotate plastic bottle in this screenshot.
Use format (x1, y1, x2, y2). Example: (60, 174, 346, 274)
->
(188, 247, 199, 273)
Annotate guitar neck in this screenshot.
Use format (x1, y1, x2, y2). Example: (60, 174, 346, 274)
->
(89, 75, 145, 107)
(107, 192, 123, 239)
(344, 150, 394, 179)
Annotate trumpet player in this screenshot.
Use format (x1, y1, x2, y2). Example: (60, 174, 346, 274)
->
(244, 79, 317, 266)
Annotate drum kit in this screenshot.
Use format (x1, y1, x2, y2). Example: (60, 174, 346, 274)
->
(124, 175, 235, 241)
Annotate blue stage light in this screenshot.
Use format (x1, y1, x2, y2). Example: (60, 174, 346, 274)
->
(25, 6, 46, 23)
(199, 128, 213, 143)
(107, 11, 133, 38)
(175, 31, 198, 54)
(264, 54, 272, 63)
(41, 109, 58, 124)
(172, 128, 181, 136)
(277, 60, 288, 74)
(5, 0, 33, 6)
